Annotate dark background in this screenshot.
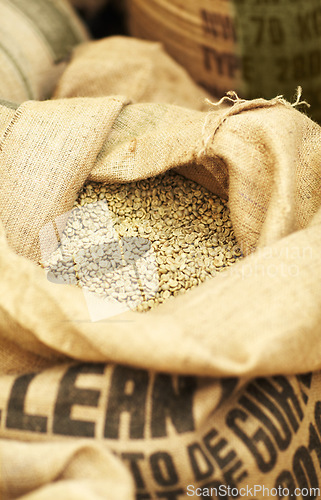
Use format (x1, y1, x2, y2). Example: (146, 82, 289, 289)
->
(76, 2, 128, 39)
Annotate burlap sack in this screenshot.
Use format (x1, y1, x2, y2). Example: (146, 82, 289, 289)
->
(1, 363, 320, 500)
(1, 36, 321, 500)
(126, 0, 321, 123)
(53, 37, 213, 109)
(0, 0, 88, 103)
(0, 84, 320, 375)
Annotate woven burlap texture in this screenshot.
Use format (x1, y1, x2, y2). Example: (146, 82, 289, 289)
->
(0, 96, 128, 262)
(53, 37, 212, 109)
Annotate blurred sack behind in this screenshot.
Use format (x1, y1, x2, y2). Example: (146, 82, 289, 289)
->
(0, 0, 89, 104)
(126, 0, 321, 123)
(68, 0, 109, 18)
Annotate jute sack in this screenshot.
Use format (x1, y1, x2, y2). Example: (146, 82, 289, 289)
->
(53, 37, 213, 109)
(126, 0, 321, 123)
(1, 39, 321, 498)
(0, 363, 320, 500)
(0, 0, 88, 103)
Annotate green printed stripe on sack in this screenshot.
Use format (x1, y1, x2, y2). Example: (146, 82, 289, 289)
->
(0, 41, 33, 99)
(0, 99, 19, 110)
(6, 0, 85, 63)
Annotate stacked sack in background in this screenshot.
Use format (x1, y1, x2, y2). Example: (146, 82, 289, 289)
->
(0, 0, 88, 103)
(1, 1, 321, 499)
(127, 0, 321, 124)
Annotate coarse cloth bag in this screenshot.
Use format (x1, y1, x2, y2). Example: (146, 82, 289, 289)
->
(126, 0, 321, 124)
(53, 37, 213, 109)
(0, 0, 89, 104)
(1, 37, 321, 499)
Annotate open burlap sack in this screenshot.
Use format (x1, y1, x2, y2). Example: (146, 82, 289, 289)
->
(1, 35, 321, 500)
(126, 0, 321, 123)
(0, 0, 88, 103)
(0, 87, 321, 376)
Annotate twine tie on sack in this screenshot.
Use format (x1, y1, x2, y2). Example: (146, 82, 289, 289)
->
(199, 86, 310, 158)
